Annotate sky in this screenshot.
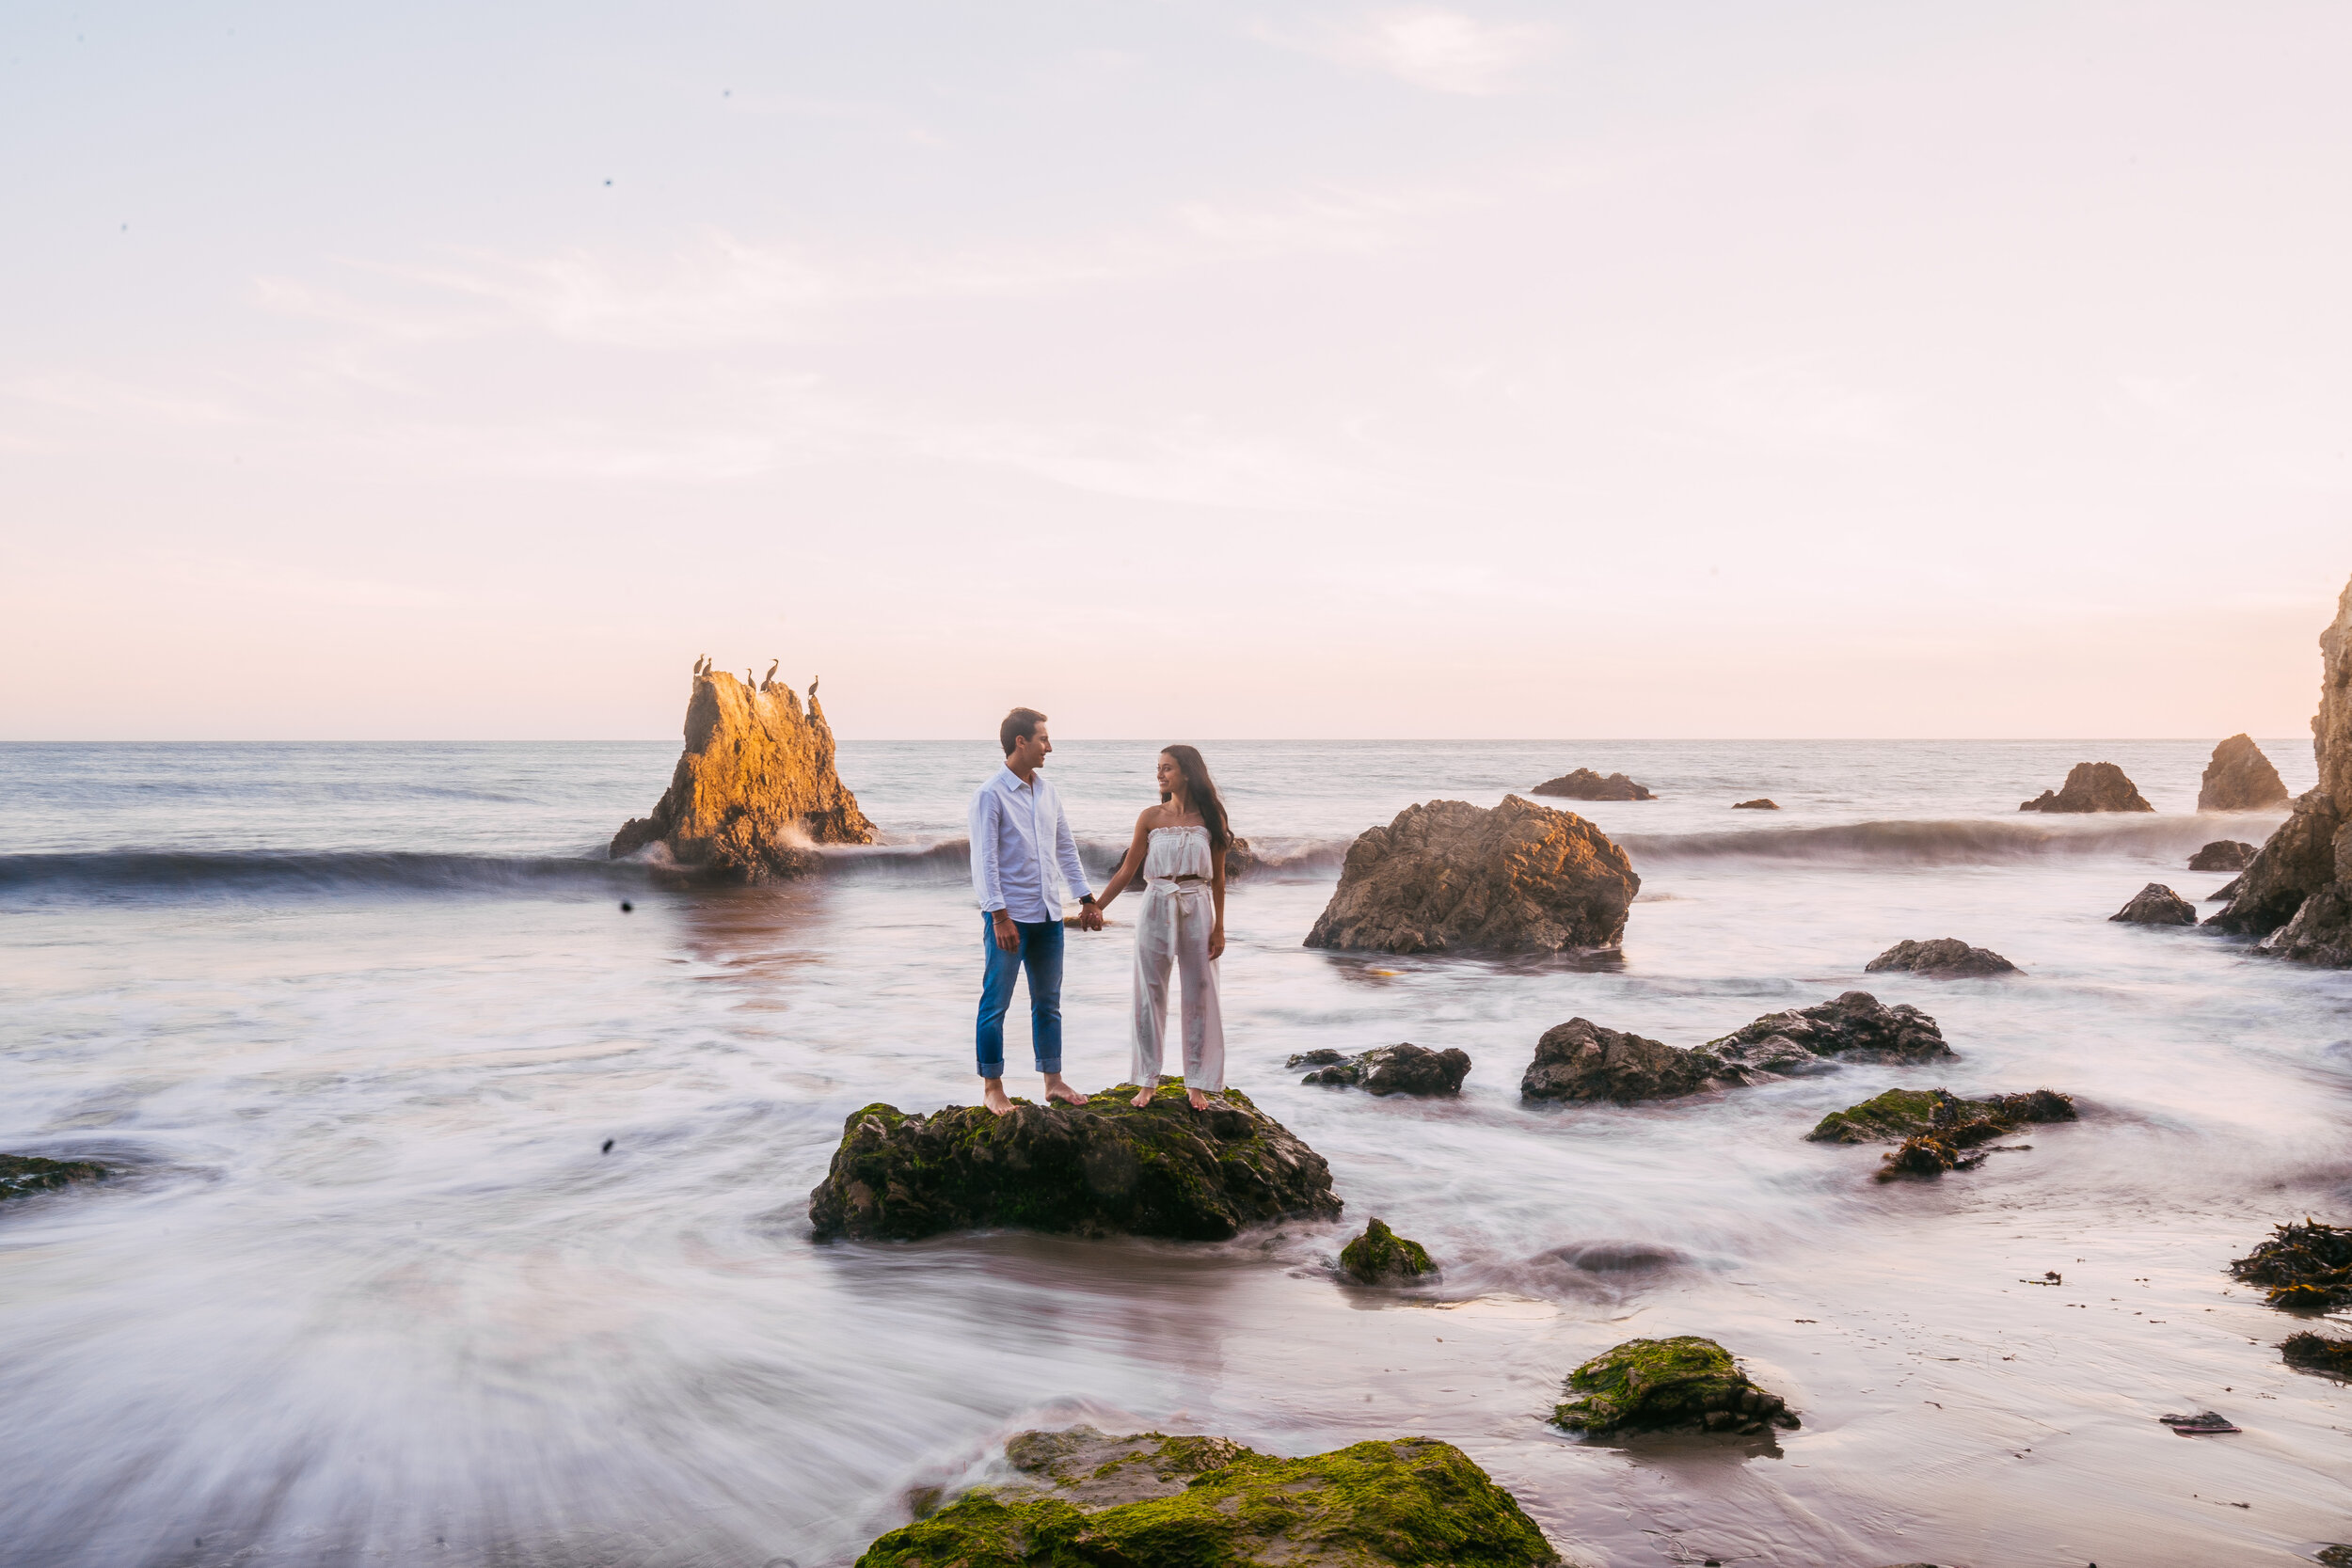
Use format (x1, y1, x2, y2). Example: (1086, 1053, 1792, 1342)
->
(4, 1, 2349, 741)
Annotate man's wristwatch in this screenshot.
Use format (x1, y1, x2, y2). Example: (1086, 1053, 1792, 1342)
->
(1079, 895, 1100, 907)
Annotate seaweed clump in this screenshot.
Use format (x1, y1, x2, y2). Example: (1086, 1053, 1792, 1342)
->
(1339, 1217, 1437, 1284)
(855, 1429, 1559, 1567)
(807, 1088, 1341, 1243)
(1549, 1336, 1798, 1437)
(2230, 1219, 2352, 1310)
(2282, 1331, 2352, 1378)
(1869, 1089, 2074, 1179)
(0, 1154, 108, 1202)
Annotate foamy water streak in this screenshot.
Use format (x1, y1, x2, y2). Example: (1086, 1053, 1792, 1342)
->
(0, 739, 2346, 1566)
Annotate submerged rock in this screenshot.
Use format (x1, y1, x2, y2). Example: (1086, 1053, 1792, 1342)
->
(1520, 1019, 1733, 1104)
(2283, 1331, 2352, 1378)
(2229, 1218, 2352, 1311)
(1864, 938, 2018, 977)
(2111, 883, 2199, 925)
(610, 669, 874, 879)
(1808, 1086, 2075, 1146)
(2188, 839, 2259, 872)
(2018, 761, 2154, 814)
(2199, 734, 2290, 812)
(1303, 796, 1639, 956)
(1531, 768, 1655, 801)
(1703, 990, 1953, 1068)
(807, 1089, 1340, 1243)
(1340, 1217, 1438, 1283)
(856, 1428, 1560, 1567)
(0, 1153, 108, 1202)
(1291, 1042, 1471, 1096)
(1731, 797, 1779, 810)
(1550, 1336, 1798, 1436)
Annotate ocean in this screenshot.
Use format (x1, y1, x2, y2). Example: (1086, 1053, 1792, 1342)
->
(2, 737, 2347, 1566)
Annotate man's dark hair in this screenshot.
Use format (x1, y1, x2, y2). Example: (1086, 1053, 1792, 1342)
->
(1000, 707, 1048, 756)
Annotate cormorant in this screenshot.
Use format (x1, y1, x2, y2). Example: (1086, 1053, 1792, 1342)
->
(807, 675, 819, 702)
(764, 658, 779, 689)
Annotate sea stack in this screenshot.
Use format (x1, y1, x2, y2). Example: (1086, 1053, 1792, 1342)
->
(2198, 735, 2290, 812)
(1531, 768, 1655, 801)
(2206, 576, 2352, 965)
(2019, 762, 2154, 813)
(610, 669, 875, 879)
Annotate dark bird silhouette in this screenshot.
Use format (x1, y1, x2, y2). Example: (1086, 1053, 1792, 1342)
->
(745, 668, 755, 689)
(764, 658, 779, 689)
(694, 655, 710, 675)
(807, 676, 819, 702)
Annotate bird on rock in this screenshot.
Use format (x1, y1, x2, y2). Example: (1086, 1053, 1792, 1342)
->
(764, 658, 779, 689)
(807, 676, 819, 702)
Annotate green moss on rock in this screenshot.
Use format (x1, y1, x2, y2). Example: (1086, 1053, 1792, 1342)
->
(1550, 1336, 1797, 1436)
(0, 1154, 108, 1202)
(857, 1431, 1559, 1567)
(807, 1088, 1342, 1242)
(1808, 1086, 2075, 1145)
(1339, 1217, 1437, 1284)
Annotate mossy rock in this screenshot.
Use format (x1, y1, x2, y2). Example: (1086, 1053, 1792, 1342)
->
(807, 1087, 1341, 1243)
(856, 1429, 1559, 1567)
(1808, 1086, 2075, 1145)
(1550, 1336, 1797, 1436)
(1339, 1217, 1436, 1284)
(0, 1154, 108, 1202)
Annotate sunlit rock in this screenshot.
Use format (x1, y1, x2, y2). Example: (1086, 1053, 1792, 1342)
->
(2198, 734, 2289, 811)
(2019, 761, 2154, 813)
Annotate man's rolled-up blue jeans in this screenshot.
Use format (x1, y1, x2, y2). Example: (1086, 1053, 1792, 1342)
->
(976, 913, 1065, 1078)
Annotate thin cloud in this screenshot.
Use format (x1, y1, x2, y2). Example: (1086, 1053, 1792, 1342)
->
(1254, 9, 1558, 96)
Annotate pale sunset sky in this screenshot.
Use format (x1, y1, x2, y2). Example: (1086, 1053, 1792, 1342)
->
(4, 2, 2348, 740)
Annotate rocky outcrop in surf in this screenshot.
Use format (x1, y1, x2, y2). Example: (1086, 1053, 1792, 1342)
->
(2199, 735, 2290, 812)
(1551, 1337, 1799, 1437)
(2112, 883, 2198, 925)
(1290, 1043, 1470, 1096)
(2019, 762, 2154, 814)
(2189, 840, 2259, 872)
(1807, 1086, 2075, 1145)
(610, 670, 874, 879)
(1531, 768, 1654, 801)
(1340, 1217, 1438, 1283)
(0, 1153, 108, 1203)
(1864, 938, 2018, 977)
(1303, 796, 1638, 955)
(1521, 992, 1953, 1105)
(1731, 798, 1779, 810)
(858, 1427, 1560, 1567)
(2207, 577, 2352, 967)
(1706, 990, 1953, 1069)
(1521, 1019, 1733, 1104)
(807, 1089, 1339, 1243)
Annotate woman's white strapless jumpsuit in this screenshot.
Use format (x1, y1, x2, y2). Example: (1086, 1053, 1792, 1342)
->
(1130, 825, 1226, 1092)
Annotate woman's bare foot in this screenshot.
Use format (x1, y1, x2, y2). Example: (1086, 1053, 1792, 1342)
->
(1042, 1073, 1089, 1107)
(1130, 1085, 1156, 1108)
(1187, 1087, 1213, 1110)
(981, 1079, 1014, 1117)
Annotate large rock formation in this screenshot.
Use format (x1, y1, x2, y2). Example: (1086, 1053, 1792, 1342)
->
(2199, 734, 2290, 811)
(1864, 938, 2018, 977)
(610, 670, 874, 879)
(1531, 768, 1655, 801)
(2018, 761, 2154, 813)
(1550, 1337, 1799, 1437)
(857, 1428, 1559, 1567)
(1521, 993, 1954, 1106)
(1289, 1042, 1470, 1096)
(1303, 796, 1638, 955)
(807, 1088, 1340, 1243)
(2208, 577, 2352, 967)
(2111, 883, 2199, 926)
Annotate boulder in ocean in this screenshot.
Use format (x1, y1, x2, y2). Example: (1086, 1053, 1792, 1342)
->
(856, 1427, 1560, 1567)
(1521, 1019, 1735, 1104)
(2199, 734, 2290, 812)
(2018, 761, 2154, 814)
(1864, 938, 2018, 978)
(2111, 882, 2198, 926)
(1340, 1217, 1438, 1283)
(1290, 1042, 1470, 1096)
(806, 1089, 1340, 1243)
(1531, 768, 1655, 801)
(1521, 992, 1952, 1105)
(0, 1153, 108, 1203)
(1807, 1086, 2075, 1145)
(1303, 796, 1638, 956)
(1731, 797, 1779, 810)
(2188, 839, 2259, 872)
(1550, 1336, 1799, 1437)
(1703, 990, 1954, 1069)
(610, 669, 874, 879)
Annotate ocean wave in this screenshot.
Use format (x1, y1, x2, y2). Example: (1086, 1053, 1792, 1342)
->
(0, 850, 655, 896)
(1615, 816, 2242, 866)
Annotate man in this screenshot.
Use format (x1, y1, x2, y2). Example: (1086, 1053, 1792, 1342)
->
(970, 706, 1104, 1115)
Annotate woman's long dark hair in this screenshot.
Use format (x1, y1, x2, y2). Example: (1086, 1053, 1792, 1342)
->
(1159, 744, 1232, 852)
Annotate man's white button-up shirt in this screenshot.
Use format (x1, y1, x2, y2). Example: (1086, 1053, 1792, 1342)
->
(969, 764, 1093, 924)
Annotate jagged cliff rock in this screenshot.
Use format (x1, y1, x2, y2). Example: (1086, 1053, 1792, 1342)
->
(1302, 796, 1639, 955)
(2198, 734, 2289, 812)
(2209, 575, 2352, 966)
(2018, 762, 2153, 814)
(610, 671, 874, 879)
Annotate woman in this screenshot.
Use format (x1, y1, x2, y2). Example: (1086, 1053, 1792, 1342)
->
(1092, 745, 1232, 1110)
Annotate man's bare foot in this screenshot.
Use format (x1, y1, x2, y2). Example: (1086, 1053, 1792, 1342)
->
(981, 1079, 1013, 1117)
(1131, 1084, 1156, 1108)
(1187, 1087, 1213, 1110)
(1043, 1074, 1088, 1106)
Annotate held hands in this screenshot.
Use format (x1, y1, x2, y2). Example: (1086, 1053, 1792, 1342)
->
(992, 910, 1020, 952)
(1078, 901, 1105, 932)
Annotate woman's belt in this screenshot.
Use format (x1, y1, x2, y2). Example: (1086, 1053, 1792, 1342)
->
(1145, 874, 1210, 889)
